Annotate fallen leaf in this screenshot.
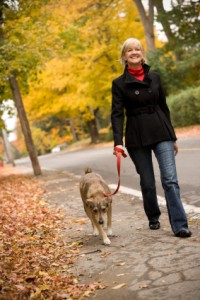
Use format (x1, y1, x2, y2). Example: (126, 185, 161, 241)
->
(71, 218, 88, 224)
(39, 271, 49, 276)
(139, 284, 150, 289)
(116, 262, 125, 266)
(15, 284, 26, 291)
(112, 283, 127, 289)
(100, 251, 111, 257)
(0, 175, 107, 299)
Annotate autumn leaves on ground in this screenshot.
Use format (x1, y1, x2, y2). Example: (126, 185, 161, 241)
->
(0, 175, 106, 300)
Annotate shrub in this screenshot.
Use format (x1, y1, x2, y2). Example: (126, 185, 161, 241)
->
(167, 86, 200, 127)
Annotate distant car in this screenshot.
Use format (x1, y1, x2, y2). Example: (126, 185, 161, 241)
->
(51, 142, 68, 153)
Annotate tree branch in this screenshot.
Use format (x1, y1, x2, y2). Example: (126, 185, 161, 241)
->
(133, 0, 155, 51)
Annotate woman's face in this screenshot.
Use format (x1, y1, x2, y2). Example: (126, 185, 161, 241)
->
(123, 42, 143, 68)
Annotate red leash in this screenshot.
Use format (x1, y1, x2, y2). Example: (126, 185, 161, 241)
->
(104, 146, 127, 197)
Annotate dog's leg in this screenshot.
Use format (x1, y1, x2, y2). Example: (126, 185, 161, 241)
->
(91, 216, 111, 245)
(107, 205, 112, 236)
(92, 222, 99, 236)
(84, 204, 99, 236)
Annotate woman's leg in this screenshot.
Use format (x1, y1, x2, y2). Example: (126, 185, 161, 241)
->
(127, 147, 161, 223)
(153, 141, 190, 235)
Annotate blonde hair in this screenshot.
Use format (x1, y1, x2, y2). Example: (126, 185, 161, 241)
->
(120, 38, 145, 66)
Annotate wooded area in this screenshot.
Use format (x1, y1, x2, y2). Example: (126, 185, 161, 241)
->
(0, 0, 199, 170)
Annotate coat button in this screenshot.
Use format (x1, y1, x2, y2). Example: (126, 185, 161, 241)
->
(148, 89, 152, 93)
(135, 90, 139, 95)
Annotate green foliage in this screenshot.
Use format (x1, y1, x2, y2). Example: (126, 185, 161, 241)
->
(0, 0, 56, 99)
(147, 49, 180, 94)
(147, 0, 200, 96)
(34, 116, 68, 134)
(0, 100, 15, 130)
(160, 0, 200, 51)
(168, 86, 200, 127)
(147, 47, 200, 95)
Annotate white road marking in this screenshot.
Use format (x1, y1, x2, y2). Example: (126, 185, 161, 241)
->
(109, 184, 200, 215)
(40, 167, 200, 215)
(180, 148, 200, 151)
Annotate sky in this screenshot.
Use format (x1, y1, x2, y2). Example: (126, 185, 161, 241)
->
(2, 100, 17, 142)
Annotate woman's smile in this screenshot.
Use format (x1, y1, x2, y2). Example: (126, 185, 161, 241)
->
(123, 43, 143, 68)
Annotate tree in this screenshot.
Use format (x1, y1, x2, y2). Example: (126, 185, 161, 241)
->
(0, 1, 49, 175)
(22, 0, 145, 145)
(9, 75, 42, 174)
(133, 0, 155, 52)
(133, 0, 199, 56)
(134, 0, 200, 95)
(154, 0, 200, 60)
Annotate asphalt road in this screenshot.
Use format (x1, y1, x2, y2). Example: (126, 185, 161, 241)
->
(15, 136, 200, 209)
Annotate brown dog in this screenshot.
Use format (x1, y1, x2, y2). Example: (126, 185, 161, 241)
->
(79, 168, 112, 245)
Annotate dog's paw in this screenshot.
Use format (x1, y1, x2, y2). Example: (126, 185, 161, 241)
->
(103, 237, 111, 245)
(107, 228, 113, 236)
(93, 229, 99, 236)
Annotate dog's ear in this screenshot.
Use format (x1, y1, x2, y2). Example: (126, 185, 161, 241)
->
(86, 198, 94, 208)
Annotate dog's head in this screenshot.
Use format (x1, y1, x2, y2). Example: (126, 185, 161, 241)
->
(86, 197, 112, 225)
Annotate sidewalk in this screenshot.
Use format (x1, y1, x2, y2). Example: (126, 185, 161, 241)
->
(1, 164, 200, 300)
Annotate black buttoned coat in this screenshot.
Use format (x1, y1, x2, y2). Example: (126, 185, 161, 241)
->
(111, 64, 177, 148)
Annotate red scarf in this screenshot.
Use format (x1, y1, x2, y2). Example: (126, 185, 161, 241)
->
(127, 66, 144, 81)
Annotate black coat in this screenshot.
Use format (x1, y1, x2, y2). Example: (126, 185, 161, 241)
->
(111, 64, 177, 148)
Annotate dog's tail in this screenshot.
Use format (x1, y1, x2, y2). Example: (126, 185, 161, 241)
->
(84, 167, 92, 174)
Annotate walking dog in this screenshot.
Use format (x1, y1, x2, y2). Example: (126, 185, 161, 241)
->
(79, 168, 112, 245)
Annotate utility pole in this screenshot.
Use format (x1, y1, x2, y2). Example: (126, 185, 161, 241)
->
(1, 129, 15, 166)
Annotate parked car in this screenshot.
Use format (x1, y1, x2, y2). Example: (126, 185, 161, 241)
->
(51, 142, 68, 153)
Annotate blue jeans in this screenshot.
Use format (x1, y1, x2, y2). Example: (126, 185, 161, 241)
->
(127, 141, 189, 234)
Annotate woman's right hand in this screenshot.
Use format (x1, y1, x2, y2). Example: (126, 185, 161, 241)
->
(113, 145, 123, 156)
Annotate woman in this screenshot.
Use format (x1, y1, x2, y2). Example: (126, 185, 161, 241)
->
(111, 37, 191, 238)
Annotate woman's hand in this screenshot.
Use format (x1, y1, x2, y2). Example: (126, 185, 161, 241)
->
(174, 142, 178, 156)
(113, 145, 123, 156)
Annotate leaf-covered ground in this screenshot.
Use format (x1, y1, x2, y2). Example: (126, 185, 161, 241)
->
(0, 175, 106, 300)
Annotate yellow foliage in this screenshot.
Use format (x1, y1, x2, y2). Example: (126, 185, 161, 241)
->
(23, 0, 148, 129)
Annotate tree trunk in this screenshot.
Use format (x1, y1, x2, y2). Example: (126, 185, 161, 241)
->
(86, 118, 99, 144)
(154, 0, 174, 42)
(69, 118, 78, 142)
(9, 75, 42, 176)
(133, 0, 156, 52)
(153, 0, 181, 61)
(1, 129, 15, 166)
